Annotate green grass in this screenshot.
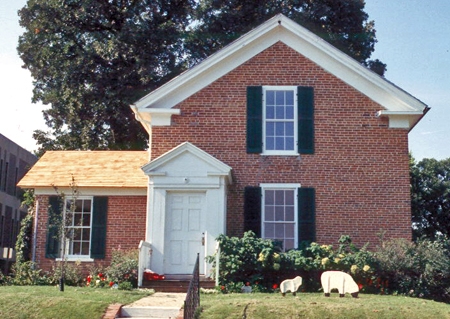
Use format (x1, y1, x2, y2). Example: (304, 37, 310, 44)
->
(199, 292, 450, 319)
(0, 286, 153, 319)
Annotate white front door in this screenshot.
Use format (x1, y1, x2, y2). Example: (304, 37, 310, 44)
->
(164, 192, 206, 274)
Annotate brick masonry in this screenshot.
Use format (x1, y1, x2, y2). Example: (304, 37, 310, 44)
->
(150, 42, 411, 248)
(34, 195, 146, 273)
(33, 42, 412, 272)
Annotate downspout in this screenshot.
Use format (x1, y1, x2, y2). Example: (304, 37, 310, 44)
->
(31, 198, 39, 263)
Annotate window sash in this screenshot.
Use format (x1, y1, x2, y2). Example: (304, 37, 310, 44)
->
(261, 185, 299, 251)
(263, 86, 298, 155)
(63, 197, 92, 258)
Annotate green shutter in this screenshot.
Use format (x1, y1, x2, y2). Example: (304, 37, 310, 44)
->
(45, 196, 61, 258)
(297, 87, 314, 154)
(90, 197, 108, 259)
(246, 86, 263, 153)
(298, 188, 315, 245)
(244, 186, 262, 237)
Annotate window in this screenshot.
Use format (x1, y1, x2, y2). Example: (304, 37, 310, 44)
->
(247, 86, 314, 155)
(64, 198, 92, 257)
(263, 87, 297, 154)
(261, 184, 298, 251)
(46, 196, 108, 260)
(244, 185, 315, 250)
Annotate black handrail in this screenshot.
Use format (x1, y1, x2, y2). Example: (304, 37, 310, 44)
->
(184, 253, 200, 319)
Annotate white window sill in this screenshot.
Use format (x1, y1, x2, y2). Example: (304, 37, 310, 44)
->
(56, 257, 94, 262)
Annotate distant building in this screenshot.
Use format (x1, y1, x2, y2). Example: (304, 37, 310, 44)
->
(0, 133, 37, 274)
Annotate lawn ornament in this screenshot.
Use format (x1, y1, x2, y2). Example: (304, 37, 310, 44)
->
(280, 276, 303, 296)
(321, 271, 359, 298)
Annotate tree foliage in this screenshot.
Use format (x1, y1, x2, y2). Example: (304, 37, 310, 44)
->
(18, 0, 385, 154)
(410, 156, 450, 240)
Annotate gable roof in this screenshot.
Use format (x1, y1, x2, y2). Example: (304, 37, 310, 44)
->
(17, 151, 148, 189)
(131, 14, 428, 131)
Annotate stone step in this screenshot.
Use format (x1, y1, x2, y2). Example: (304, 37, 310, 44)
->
(141, 279, 215, 293)
(118, 306, 182, 318)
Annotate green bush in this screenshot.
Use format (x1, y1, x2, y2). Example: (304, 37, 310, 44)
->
(9, 261, 45, 286)
(50, 261, 83, 286)
(209, 232, 450, 303)
(209, 232, 379, 294)
(375, 237, 450, 302)
(105, 249, 138, 288)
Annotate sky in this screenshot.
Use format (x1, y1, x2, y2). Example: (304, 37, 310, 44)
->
(0, 1, 449, 160)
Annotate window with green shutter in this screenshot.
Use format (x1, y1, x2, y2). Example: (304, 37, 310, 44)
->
(243, 184, 316, 251)
(44, 196, 108, 260)
(247, 86, 314, 155)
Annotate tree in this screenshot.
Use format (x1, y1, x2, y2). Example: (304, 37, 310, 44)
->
(187, 0, 386, 74)
(18, 0, 194, 154)
(410, 156, 450, 240)
(18, 0, 385, 154)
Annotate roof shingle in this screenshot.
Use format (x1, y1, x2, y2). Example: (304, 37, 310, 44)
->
(17, 151, 149, 189)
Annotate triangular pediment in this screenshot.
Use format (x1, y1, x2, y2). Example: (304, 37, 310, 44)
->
(142, 142, 232, 183)
(132, 14, 427, 132)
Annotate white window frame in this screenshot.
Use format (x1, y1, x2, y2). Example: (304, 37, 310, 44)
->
(260, 183, 300, 251)
(262, 86, 298, 155)
(57, 196, 94, 262)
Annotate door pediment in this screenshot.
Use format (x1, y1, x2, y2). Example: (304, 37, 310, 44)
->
(142, 142, 232, 186)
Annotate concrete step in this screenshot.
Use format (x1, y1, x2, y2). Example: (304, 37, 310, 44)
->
(118, 306, 182, 318)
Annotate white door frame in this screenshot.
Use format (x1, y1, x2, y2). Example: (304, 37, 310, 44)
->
(141, 143, 232, 276)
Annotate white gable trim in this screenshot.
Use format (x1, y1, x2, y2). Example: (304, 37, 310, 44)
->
(142, 142, 232, 184)
(132, 14, 427, 132)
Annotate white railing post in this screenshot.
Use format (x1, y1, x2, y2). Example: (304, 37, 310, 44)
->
(215, 241, 220, 286)
(138, 240, 152, 287)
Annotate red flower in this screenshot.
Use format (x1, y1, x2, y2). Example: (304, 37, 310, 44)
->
(358, 283, 363, 290)
(109, 281, 114, 287)
(272, 284, 278, 289)
(87, 276, 91, 283)
(221, 286, 225, 290)
(98, 273, 103, 278)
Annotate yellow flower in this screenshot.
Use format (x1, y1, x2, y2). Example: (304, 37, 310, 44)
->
(363, 265, 371, 272)
(321, 257, 330, 266)
(350, 265, 358, 274)
(273, 253, 280, 262)
(334, 258, 341, 263)
(273, 263, 280, 271)
(258, 253, 265, 262)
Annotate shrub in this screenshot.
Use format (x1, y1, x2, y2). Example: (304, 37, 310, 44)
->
(9, 261, 45, 286)
(209, 232, 380, 294)
(86, 264, 108, 288)
(375, 236, 450, 302)
(105, 248, 138, 288)
(50, 261, 83, 286)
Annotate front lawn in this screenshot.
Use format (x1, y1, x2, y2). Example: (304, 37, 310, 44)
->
(0, 286, 152, 319)
(199, 292, 450, 319)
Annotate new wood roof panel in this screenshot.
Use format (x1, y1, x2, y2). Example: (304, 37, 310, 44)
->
(17, 151, 149, 188)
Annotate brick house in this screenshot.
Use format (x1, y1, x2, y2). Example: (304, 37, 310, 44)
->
(18, 15, 428, 281)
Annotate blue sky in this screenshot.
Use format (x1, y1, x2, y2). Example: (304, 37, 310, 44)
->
(1, 1, 449, 160)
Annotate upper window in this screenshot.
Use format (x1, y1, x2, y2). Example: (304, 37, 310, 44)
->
(263, 87, 297, 155)
(246, 86, 314, 155)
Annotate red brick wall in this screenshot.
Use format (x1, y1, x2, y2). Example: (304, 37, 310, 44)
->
(34, 195, 146, 274)
(150, 42, 412, 248)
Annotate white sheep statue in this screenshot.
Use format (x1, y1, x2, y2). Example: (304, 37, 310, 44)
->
(280, 276, 303, 296)
(320, 271, 359, 298)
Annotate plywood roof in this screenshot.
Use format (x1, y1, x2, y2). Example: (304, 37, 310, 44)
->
(17, 151, 149, 189)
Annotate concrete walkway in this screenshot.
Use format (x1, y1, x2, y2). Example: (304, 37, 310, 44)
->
(103, 292, 186, 319)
